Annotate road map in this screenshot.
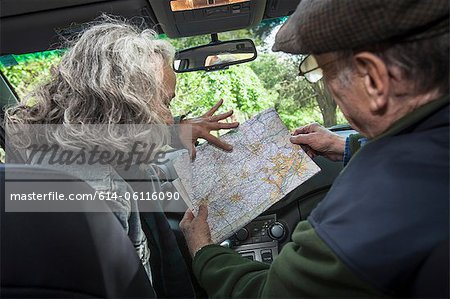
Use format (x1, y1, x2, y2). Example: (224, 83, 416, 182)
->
(173, 108, 321, 243)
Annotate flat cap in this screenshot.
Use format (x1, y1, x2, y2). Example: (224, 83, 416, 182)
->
(273, 0, 449, 54)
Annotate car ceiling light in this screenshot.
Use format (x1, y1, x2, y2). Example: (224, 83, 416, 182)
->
(170, 0, 249, 12)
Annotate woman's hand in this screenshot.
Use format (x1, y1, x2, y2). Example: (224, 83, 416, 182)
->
(179, 99, 239, 160)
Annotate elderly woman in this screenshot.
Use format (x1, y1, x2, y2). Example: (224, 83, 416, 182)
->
(6, 17, 238, 296)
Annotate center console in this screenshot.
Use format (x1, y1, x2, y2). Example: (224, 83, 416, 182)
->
(221, 214, 287, 264)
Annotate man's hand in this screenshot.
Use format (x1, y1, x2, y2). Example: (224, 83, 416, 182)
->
(290, 123, 346, 161)
(180, 205, 213, 258)
(179, 99, 239, 160)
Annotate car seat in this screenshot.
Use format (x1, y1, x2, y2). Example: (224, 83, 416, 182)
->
(0, 165, 156, 298)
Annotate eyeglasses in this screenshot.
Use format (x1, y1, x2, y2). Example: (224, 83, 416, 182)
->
(298, 55, 337, 83)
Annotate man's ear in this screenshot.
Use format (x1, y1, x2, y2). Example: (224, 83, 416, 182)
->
(353, 52, 390, 114)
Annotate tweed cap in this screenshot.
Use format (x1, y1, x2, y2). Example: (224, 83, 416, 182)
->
(272, 0, 449, 54)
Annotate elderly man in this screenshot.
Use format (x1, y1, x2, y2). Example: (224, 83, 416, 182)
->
(180, 0, 449, 297)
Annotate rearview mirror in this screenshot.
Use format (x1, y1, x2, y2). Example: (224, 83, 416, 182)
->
(174, 39, 257, 73)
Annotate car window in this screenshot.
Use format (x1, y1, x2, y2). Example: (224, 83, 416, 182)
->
(0, 50, 64, 101)
(0, 19, 346, 131)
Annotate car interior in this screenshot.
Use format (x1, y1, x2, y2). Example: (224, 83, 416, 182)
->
(0, 0, 448, 298)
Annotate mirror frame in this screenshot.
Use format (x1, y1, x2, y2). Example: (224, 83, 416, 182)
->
(173, 38, 257, 73)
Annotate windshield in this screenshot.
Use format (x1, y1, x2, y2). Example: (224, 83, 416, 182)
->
(0, 19, 345, 130)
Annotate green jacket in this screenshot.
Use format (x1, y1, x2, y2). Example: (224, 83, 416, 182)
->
(194, 221, 383, 298)
(191, 96, 449, 298)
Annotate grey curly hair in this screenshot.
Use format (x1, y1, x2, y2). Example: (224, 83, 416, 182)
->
(6, 16, 176, 154)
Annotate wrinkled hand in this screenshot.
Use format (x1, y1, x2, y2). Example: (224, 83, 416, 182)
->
(180, 205, 213, 257)
(179, 99, 239, 160)
(290, 123, 346, 161)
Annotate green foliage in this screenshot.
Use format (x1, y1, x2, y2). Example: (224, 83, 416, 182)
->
(0, 23, 346, 132)
(0, 147, 5, 163)
(0, 51, 63, 99)
(248, 53, 324, 129)
(171, 64, 275, 123)
(251, 18, 286, 43)
(165, 25, 329, 129)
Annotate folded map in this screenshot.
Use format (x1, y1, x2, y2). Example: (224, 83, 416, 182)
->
(173, 108, 321, 243)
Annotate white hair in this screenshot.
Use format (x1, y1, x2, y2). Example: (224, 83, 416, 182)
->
(7, 16, 176, 155)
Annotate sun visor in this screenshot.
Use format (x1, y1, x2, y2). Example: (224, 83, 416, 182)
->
(0, 0, 158, 55)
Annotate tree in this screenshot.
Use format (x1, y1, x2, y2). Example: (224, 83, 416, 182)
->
(0, 51, 63, 99)
(247, 18, 343, 127)
(1, 22, 345, 131)
(171, 64, 275, 123)
(248, 52, 345, 128)
(311, 81, 337, 127)
(250, 18, 286, 44)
